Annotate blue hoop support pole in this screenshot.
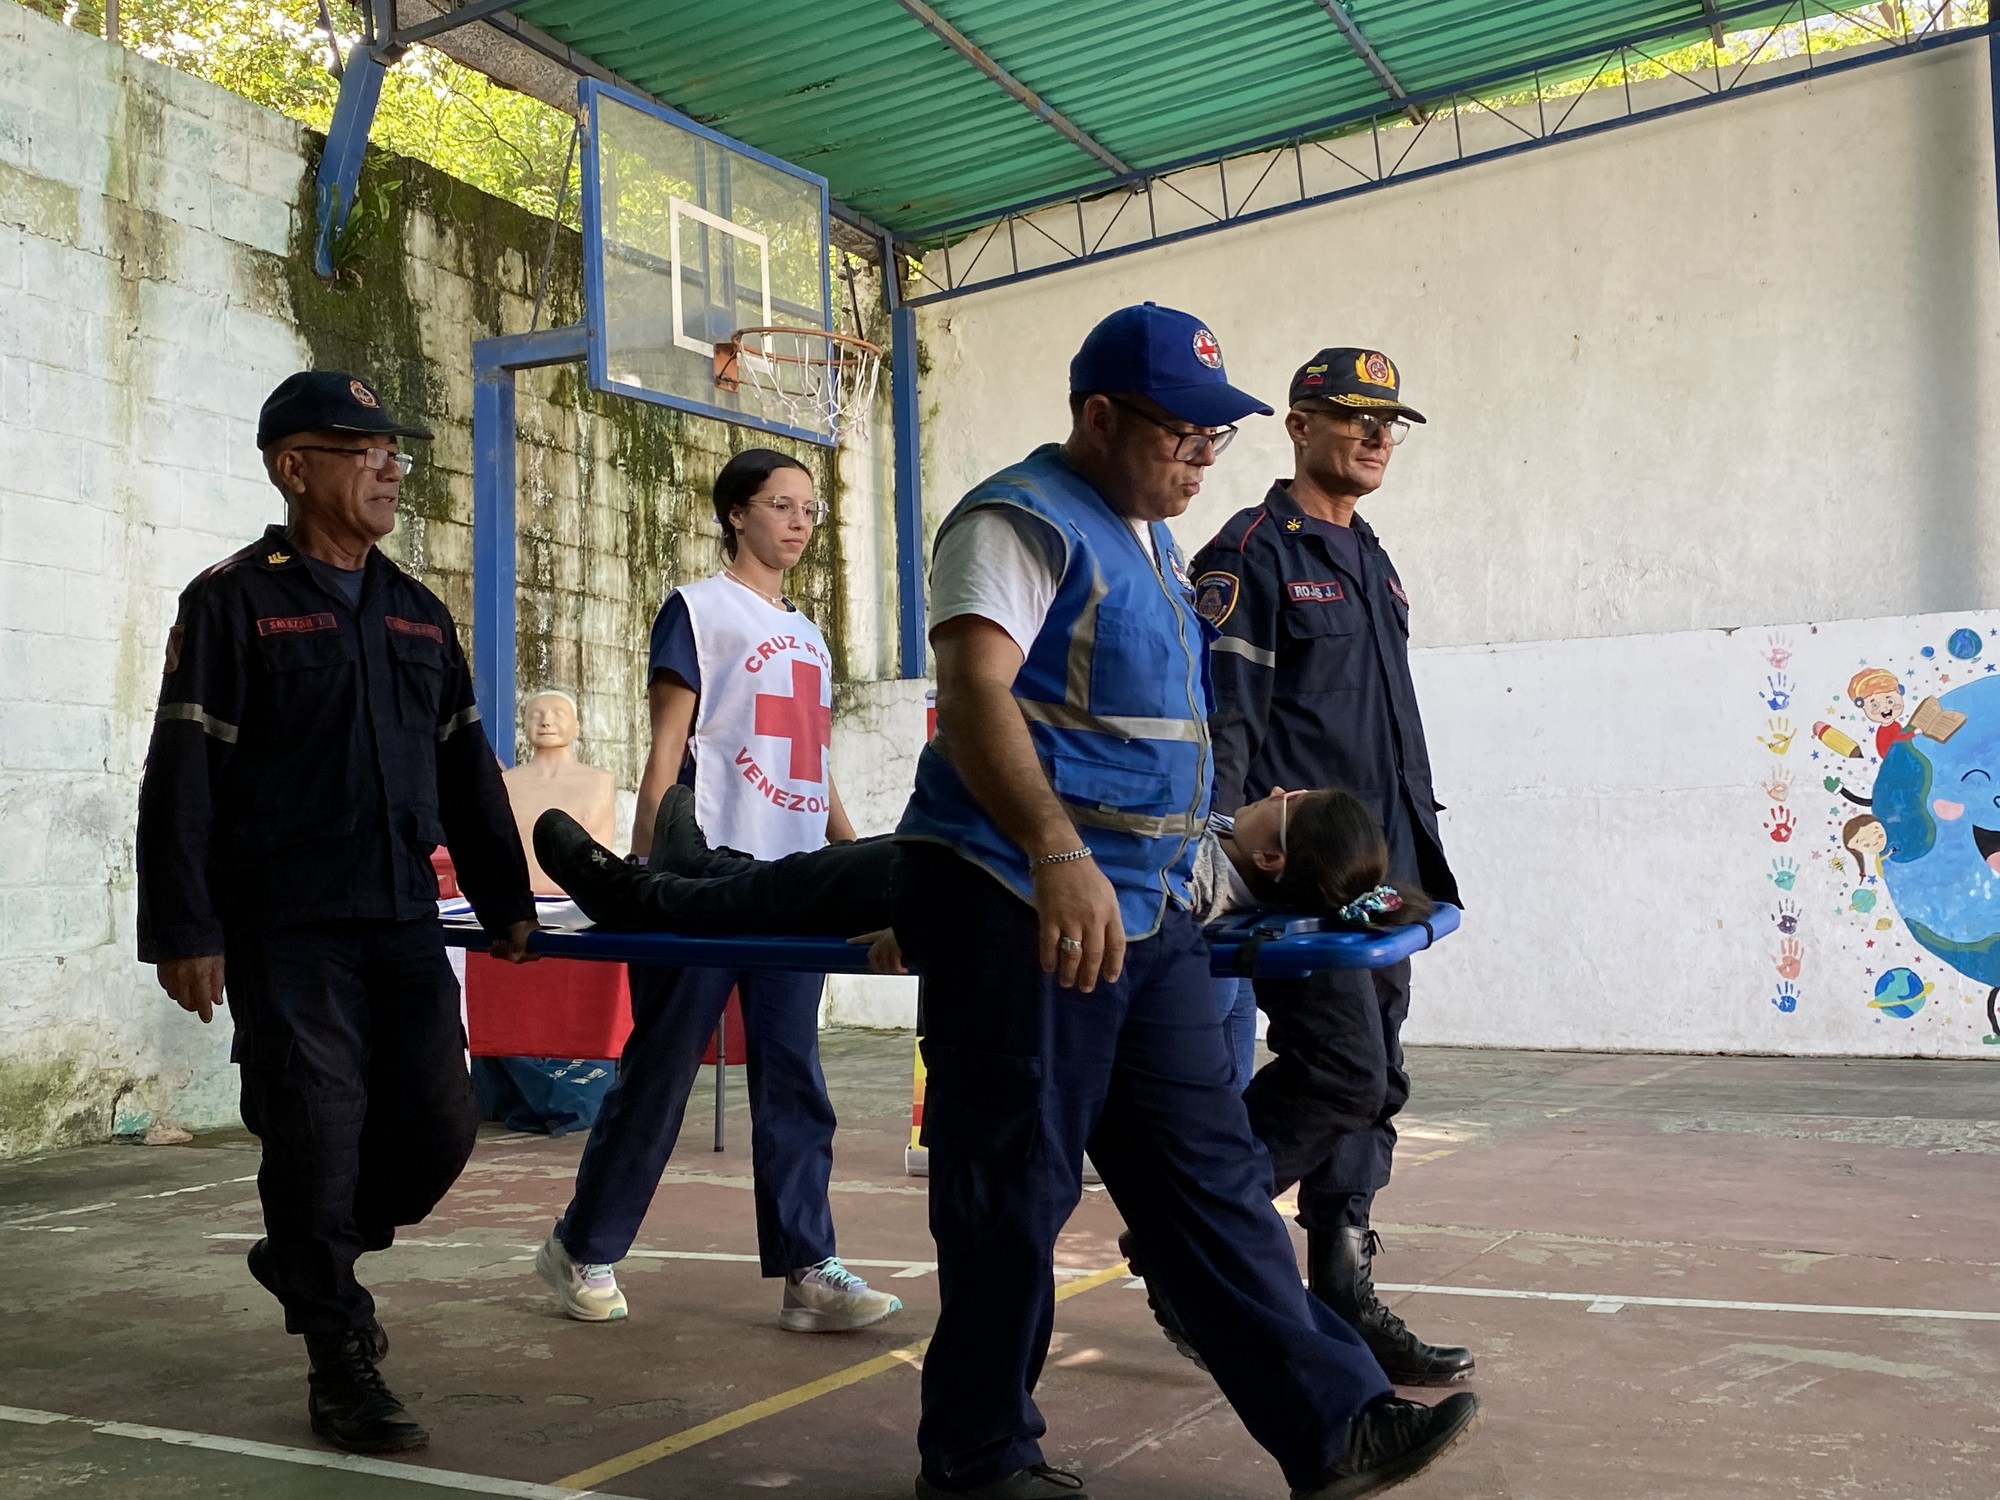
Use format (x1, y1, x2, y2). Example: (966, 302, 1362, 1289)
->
(312, 43, 389, 279)
(884, 238, 927, 680)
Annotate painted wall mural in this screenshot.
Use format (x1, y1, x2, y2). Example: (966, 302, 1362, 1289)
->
(1754, 624, 2000, 1046)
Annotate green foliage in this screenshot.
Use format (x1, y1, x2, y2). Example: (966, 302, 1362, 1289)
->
(19, 0, 579, 226)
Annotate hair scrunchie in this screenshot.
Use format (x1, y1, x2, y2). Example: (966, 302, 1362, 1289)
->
(1336, 884, 1404, 924)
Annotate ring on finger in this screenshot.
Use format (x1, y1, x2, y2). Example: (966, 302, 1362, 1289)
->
(1057, 937, 1083, 953)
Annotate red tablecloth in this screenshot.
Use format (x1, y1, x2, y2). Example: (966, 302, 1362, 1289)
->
(465, 953, 633, 1060)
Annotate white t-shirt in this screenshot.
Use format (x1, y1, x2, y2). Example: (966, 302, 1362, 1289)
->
(929, 504, 1159, 655)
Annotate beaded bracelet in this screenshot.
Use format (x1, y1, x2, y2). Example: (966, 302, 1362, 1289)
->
(1029, 847, 1093, 869)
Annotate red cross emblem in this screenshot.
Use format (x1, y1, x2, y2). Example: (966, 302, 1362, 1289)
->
(1191, 328, 1221, 368)
(753, 660, 831, 783)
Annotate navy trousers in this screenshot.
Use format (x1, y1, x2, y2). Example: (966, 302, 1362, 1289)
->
(1211, 976, 1258, 1092)
(227, 918, 478, 1336)
(1246, 960, 1412, 1231)
(557, 963, 837, 1274)
(893, 846, 1391, 1493)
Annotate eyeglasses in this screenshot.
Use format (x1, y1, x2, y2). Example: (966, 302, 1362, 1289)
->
(1108, 397, 1237, 462)
(1297, 407, 1411, 446)
(290, 444, 416, 476)
(747, 497, 830, 524)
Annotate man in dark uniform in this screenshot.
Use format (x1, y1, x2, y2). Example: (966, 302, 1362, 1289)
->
(1190, 349, 1475, 1387)
(136, 371, 536, 1454)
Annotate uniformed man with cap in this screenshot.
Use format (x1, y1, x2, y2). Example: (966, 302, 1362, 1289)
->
(893, 308, 1478, 1500)
(1189, 349, 1476, 1387)
(136, 371, 537, 1454)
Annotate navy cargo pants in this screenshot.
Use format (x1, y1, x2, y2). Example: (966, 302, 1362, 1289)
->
(893, 845, 1391, 1494)
(1246, 960, 1412, 1230)
(226, 918, 478, 1336)
(557, 964, 837, 1275)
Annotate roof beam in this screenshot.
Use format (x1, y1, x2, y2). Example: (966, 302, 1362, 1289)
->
(1699, 0, 1728, 49)
(1313, 0, 1427, 125)
(888, 0, 1132, 175)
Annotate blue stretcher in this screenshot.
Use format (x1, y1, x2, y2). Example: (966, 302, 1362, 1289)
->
(438, 903, 1459, 978)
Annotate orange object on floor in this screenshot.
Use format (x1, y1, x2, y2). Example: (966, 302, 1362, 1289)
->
(465, 952, 632, 1060)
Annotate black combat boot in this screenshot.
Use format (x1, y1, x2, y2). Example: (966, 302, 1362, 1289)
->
(535, 810, 658, 928)
(247, 1239, 386, 1362)
(1116, 1230, 1208, 1371)
(305, 1328, 427, 1454)
(1290, 1391, 1481, 1499)
(1309, 1227, 1475, 1386)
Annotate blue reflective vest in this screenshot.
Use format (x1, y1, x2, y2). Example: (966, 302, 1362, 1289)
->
(898, 445, 1213, 939)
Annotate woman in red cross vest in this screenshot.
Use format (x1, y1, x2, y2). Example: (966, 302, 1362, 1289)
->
(535, 450, 900, 1335)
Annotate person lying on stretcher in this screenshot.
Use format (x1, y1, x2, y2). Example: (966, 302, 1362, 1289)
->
(532, 783, 1434, 973)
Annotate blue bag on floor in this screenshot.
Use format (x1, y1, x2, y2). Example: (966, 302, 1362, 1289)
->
(471, 1056, 614, 1136)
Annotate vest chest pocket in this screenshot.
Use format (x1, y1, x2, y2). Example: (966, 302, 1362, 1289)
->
(1088, 605, 1178, 719)
(387, 626, 446, 731)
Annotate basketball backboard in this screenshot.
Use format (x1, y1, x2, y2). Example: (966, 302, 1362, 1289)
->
(580, 80, 835, 446)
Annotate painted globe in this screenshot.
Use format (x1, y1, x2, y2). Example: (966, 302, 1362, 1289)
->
(1876, 675, 2000, 988)
(1949, 628, 1983, 661)
(1869, 968, 1929, 1018)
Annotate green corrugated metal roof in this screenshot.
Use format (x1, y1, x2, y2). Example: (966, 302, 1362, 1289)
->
(507, 1, 1772, 234)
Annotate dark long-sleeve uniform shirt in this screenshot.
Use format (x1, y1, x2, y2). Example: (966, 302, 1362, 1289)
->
(136, 525, 534, 961)
(1190, 482, 1460, 907)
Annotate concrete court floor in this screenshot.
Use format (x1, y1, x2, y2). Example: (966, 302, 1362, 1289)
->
(1, 1034, 1997, 1500)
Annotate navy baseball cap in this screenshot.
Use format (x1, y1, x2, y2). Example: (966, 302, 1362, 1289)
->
(256, 371, 434, 450)
(1070, 303, 1273, 427)
(1289, 348, 1427, 423)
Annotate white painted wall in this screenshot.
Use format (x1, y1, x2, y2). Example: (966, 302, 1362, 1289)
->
(914, 43, 2000, 1056)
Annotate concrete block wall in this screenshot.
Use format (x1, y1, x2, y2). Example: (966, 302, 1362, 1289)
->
(0, 5, 311, 1153)
(0, 8, 916, 1156)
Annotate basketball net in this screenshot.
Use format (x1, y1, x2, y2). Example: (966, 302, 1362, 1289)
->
(713, 326, 883, 445)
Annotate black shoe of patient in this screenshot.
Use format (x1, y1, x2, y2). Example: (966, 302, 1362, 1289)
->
(1308, 1228, 1476, 1386)
(305, 1328, 427, 1454)
(249, 1238, 386, 1362)
(1116, 1229, 1208, 1372)
(1290, 1391, 1480, 1500)
(534, 809, 648, 929)
(649, 784, 711, 876)
(915, 1463, 1090, 1498)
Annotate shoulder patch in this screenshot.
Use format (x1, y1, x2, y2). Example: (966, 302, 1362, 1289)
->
(163, 623, 185, 675)
(1387, 577, 1408, 606)
(1195, 571, 1240, 627)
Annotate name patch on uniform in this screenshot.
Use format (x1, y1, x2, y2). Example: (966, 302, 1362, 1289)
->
(256, 612, 337, 636)
(1387, 578, 1409, 606)
(1194, 571, 1239, 626)
(386, 616, 444, 643)
(1287, 580, 1345, 603)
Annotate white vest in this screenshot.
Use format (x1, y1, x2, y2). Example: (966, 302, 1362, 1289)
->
(677, 573, 834, 859)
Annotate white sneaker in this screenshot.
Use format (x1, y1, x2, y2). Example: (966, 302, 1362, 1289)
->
(536, 1233, 627, 1322)
(779, 1256, 902, 1332)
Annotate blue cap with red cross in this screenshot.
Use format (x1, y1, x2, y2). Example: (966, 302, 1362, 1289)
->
(1070, 303, 1273, 428)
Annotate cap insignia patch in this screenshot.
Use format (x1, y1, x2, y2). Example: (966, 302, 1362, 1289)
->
(1359, 351, 1394, 386)
(349, 379, 380, 408)
(1191, 328, 1222, 369)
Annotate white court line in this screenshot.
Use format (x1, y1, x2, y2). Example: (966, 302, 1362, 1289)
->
(0, 1404, 611, 1497)
(1376, 1282, 2000, 1321)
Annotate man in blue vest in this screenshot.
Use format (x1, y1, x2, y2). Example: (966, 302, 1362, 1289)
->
(891, 305, 1479, 1500)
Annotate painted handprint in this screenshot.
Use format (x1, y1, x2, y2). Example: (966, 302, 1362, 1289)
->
(1771, 981, 1798, 1013)
(1761, 770, 1792, 804)
(1767, 857, 1799, 890)
(1764, 806, 1796, 843)
(1762, 674, 1794, 711)
(1757, 717, 1795, 755)
(1765, 634, 1792, 670)
(1773, 899, 1799, 934)
(1774, 937, 1802, 980)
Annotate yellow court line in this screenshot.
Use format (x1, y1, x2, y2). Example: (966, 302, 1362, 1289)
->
(556, 1260, 1130, 1492)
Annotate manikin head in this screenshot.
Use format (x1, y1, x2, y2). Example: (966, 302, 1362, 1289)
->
(522, 691, 580, 757)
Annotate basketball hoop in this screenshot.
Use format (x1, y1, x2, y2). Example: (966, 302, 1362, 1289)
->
(714, 326, 883, 444)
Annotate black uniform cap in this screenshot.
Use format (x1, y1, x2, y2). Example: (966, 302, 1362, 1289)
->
(257, 371, 435, 450)
(1287, 348, 1426, 423)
